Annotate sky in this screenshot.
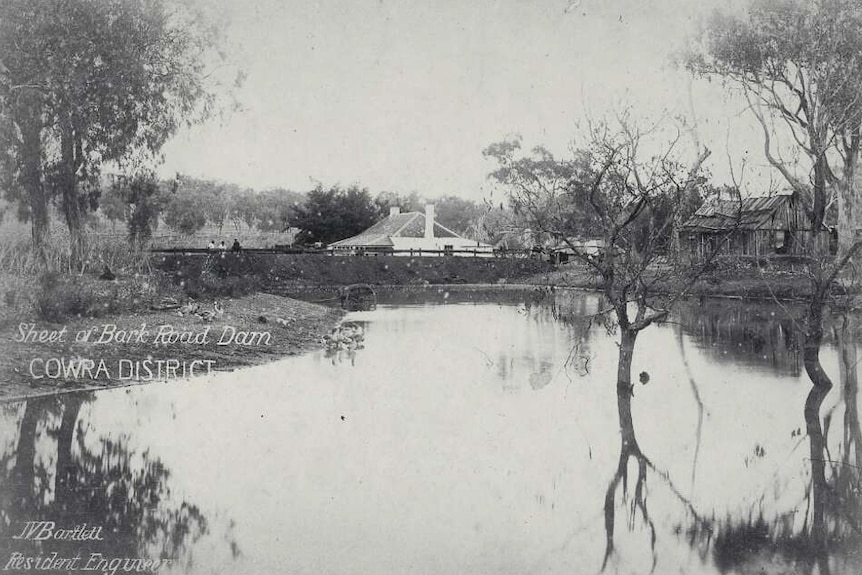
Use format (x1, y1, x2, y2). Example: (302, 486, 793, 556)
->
(158, 0, 777, 200)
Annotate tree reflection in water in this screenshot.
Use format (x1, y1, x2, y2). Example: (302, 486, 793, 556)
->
(533, 290, 860, 573)
(0, 392, 238, 571)
(600, 374, 713, 573)
(527, 288, 715, 572)
(685, 315, 862, 575)
(676, 298, 803, 377)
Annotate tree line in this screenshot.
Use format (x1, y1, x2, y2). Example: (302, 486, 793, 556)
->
(98, 174, 493, 247)
(0, 0, 498, 252)
(0, 0, 240, 263)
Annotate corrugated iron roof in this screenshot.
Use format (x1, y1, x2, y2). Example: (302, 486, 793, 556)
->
(329, 211, 461, 247)
(680, 193, 804, 233)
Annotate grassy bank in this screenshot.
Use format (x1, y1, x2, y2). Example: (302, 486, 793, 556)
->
(0, 231, 345, 402)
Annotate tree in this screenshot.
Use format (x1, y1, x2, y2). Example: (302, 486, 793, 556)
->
(685, 0, 862, 251)
(433, 195, 484, 236)
(291, 185, 379, 245)
(485, 117, 718, 565)
(204, 183, 230, 235)
(99, 178, 128, 232)
(106, 173, 172, 246)
(0, 0, 233, 260)
(164, 191, 206, 236)
(229, 187, 256, 232)
(688, 7, 862, 531)
(374, 190, 423, 216)
(256, 188, 304, 232)
(232, 188, 256, 230)
(0, 395, 231, 571)
(486, 116, 712, 403)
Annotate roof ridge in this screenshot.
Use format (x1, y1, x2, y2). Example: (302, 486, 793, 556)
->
(433, 220, 465, 239)
(391, 213, 420, 236)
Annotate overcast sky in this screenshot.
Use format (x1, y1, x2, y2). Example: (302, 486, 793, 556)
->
(159, 0, 778, 200)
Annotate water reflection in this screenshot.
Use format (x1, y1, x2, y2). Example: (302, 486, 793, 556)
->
(1, 289, 860, 574)
(322, 321, 368, 365)
(676, 299, 804, 377)
(0, 393, 236, 571)
(683, 314, 862, 575)
(600, 348, 715, 574)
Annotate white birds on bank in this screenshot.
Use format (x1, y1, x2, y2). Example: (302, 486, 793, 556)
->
(323, 324, 365, 350)
(193, 301, 225, 322)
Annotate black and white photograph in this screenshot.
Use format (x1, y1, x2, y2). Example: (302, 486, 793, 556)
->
(1, 0, 861, 573)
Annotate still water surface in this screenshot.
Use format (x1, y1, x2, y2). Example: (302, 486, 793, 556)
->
(1, 288, 860, 574)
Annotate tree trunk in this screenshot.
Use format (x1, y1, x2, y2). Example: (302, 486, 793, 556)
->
(54, 394, 83, 511)
(19, 111, 49, 251)
(671, 209, 682, 265)
(801, 286, 833, 549)
(9, 398, 49, 516)
(837, 131, 861, 253)
(802, 290, 831, 392)
(812, 153, 828, 232)
(804, 382, 831, 548)
(837, 319, 862, 469)
(836, 316, 862, 534)
(617, 327, 640, 454)
(602, 333, 649, 571)
(59, 112, 85, 266)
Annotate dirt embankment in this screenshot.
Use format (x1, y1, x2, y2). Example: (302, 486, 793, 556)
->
(0, 292, 343, 402)
(156, 252, 554, 291)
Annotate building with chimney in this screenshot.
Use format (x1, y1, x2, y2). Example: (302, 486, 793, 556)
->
(328, 204, 494, 256)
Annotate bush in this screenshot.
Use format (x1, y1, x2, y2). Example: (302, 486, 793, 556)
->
(32, 270, 168, 322)
(35, 272, 100, 321)
(181, 271, 262, 299)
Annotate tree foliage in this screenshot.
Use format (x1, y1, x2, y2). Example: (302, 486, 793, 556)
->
(374, 190, 424, 216)
(163, 189, 205, 236)
(290, 185, 379, 245)
(0, 0, 233, 257)
(433, 195, 486, 235)
(99, 175, 490, 246)
(255, 188, 305, 232)
(484, 115, 714, 367)
(485, 128, 709, 262)
(103, 173, 172, 245)
(685, 0, 862, 250)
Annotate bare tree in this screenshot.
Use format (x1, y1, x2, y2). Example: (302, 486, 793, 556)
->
(484, 114, 724, 568)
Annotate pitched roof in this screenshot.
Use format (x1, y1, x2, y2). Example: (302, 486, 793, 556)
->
(680, 193, 803, 233)
(329, 211, 461, 247)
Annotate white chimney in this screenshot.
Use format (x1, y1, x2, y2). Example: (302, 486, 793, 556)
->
(424, 204, 435, 239)
(389, 206, 401, 216)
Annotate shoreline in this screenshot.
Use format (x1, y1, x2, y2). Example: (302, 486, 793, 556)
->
(0, 292, 344, 404)
(2, 272, 852, 404)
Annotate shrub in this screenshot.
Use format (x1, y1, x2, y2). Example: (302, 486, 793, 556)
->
(35, 272, 100, 321)
(181, 271, 261, 299)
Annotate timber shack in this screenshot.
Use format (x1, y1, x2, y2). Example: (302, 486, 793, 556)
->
(679, 191, 835, 260)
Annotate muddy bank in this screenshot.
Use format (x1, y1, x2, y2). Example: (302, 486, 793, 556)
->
(0, 292, 343, 402)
